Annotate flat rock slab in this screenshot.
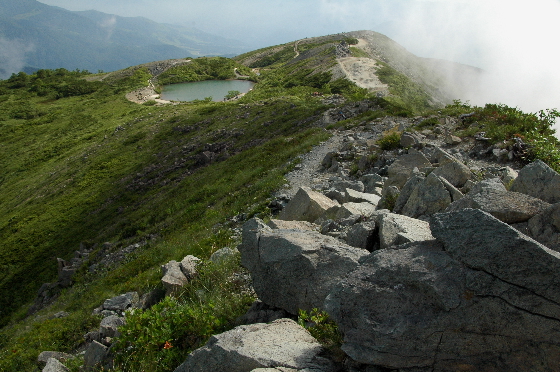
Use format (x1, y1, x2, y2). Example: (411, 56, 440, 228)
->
(431, 209, 560, 304)
(378, 212, 434, 249)
(446, 188, 551, 223)
(279, 187, 339, 223)
(267, 220, 319, 231)
(173, 319, 336, 372)
(345, 188, 381, 206)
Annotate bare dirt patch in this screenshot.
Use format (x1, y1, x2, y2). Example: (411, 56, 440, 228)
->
(336, 57, 389, 93)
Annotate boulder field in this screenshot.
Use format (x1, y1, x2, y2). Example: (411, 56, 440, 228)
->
(174, 119, 560, 372)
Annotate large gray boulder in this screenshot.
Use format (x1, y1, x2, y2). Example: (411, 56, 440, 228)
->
(344, 221, 376, 251)
(173, 319, 336, 372)
(325, 210, 560, 371)
(361, 173, 384, 194)
(38, 351, 73, 367)
(279, 187, 339, 223)
(99, 315, 125, 338)
(431, 209, 560, 304)
(239, 219, 369, 314)
(393, 174, 424, 214)
(401, 172, 452, 218)
(528, 203, 560, 251)
(432, 160, 472, 187)
(445, 188, 551, 223)
(180, 255, 201, 277)
(386, 152, 431, 188)
(511, 160, 560, 203)
(378, 212, 434, 249)
(328, 202, 377, 220)
(83, 341, 109, 371)
(161, 260, 189, 295)
(42, 358, 69, 372)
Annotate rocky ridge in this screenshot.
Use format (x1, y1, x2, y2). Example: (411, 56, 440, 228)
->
(175, 113, 560, 371)
(36, 112, 560, 371)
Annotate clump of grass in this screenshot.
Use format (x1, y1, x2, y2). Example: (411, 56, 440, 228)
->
(377, 130, 402, 151)
(414, 117, 440, 129)
(298, 308, 345, 362)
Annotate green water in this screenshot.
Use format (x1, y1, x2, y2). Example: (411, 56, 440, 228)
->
(160, 80, 255, 102)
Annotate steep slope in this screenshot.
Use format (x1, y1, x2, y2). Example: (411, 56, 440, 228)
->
(0, 0, 248, 77)
(0, 32, 558, 371)
(346, 30, 484, 106)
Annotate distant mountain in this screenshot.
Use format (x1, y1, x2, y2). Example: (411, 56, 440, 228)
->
(0, 0, 250, 77)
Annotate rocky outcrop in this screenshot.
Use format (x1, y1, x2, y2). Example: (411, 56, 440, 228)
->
(511, 159, 560, 203)
(38, 352, 73, 368)
(173, 319, 336, 372)
(385, 152, 431, 188)
(325, 210, 560, 371)
(239, 218, 369, 314)
(161, 255, 201, 295)
(446, 187, 551, 223)
(528, 203, 560, 251)
(400, 172, 453, 218)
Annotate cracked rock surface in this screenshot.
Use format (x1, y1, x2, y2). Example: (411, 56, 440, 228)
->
(325, 210, 560, 371)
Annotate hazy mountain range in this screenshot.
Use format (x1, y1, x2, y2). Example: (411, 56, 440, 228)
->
(0, 0, 250, 77)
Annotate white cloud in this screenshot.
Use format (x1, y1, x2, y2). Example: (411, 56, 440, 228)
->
(0, 37, 34, 79)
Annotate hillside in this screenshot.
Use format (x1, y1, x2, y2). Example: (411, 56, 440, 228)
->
(0, 31, 559, 371)
(0, 0, 248, 77)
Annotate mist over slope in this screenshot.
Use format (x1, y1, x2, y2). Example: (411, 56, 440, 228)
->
(0, 0, 249, 77)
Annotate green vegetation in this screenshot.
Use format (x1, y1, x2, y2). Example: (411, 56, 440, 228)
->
(446, 101, 560, 171)
(376, 62, 433, 114)
(113, 255, 252, 372)
(0, 62, 331, 371)
(158, 57, 256, 85)
(298, 308, 344, 362)
(414, 116, 440, 129)
(349, 47, 370, 58)
(377, 130, 403, 150)
(0, 36, 558, 372)
(225, 90, 241, 100)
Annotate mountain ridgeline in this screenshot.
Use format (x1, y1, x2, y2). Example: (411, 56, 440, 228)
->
(0, 30, 559, 371)
(0, 0, 249, 77)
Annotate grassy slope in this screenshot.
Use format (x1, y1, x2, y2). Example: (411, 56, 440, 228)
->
(0, 38, 559, 372)
(0, 60, 335, 370)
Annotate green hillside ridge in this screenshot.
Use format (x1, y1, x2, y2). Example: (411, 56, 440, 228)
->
(0, 33, 559, 371)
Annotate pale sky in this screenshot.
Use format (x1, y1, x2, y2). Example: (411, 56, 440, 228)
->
(33, 0, 560, 129)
